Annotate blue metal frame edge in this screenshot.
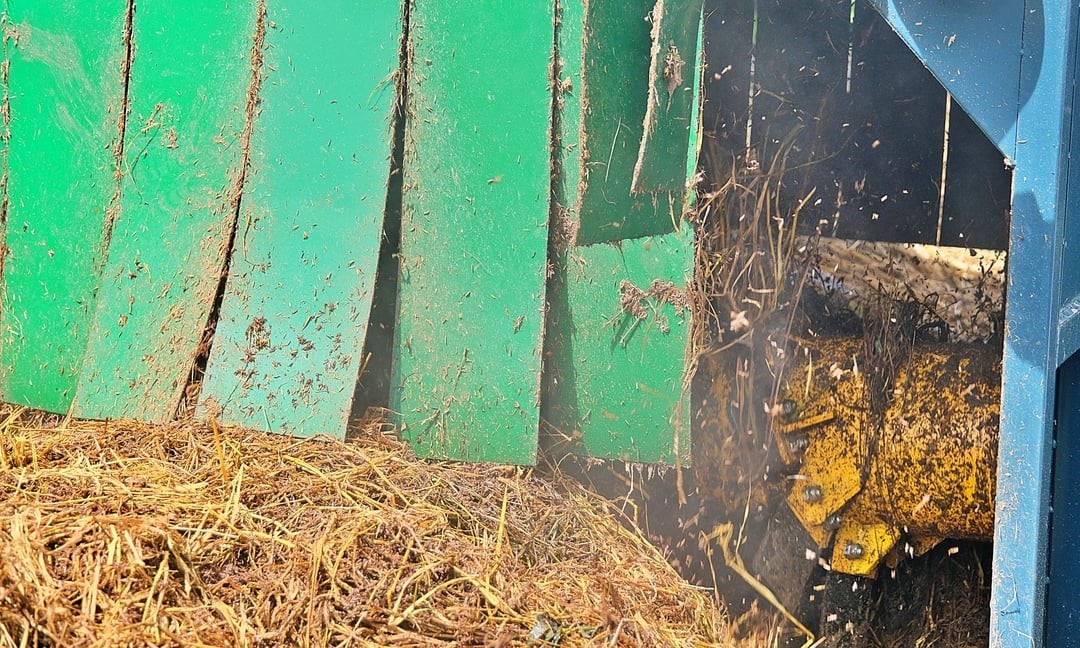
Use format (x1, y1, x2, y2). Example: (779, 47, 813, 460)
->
(995, 1, 1076, 646)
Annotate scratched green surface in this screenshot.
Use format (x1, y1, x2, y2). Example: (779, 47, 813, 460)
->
(197, 2, 402, 437)
(541, 0, 700, 464)
(391, 0, 554, 464)
(0, 3, 129, 413)
(632, 0, 704, 192)
(72, 2, 258, 421)
(574, 0, 685, 246)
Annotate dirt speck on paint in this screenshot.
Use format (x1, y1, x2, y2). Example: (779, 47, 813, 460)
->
(547, 4, 581, 256)
(619, 278, 690, 320)
(200, 394, 223, 418)
(662, 41, 685, 99)
(549, 204, 580, 252)
(619, 279, 650, 320)
(245, 316, 270, 350)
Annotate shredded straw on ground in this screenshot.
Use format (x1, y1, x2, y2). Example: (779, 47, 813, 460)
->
(0, 407, 727, 647)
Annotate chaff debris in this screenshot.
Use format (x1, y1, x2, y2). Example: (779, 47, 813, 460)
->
(0, 408, 728, 647)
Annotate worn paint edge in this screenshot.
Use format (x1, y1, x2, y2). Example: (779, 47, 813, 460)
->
(631, 0, 665, 194)
(97, 0, 135, 274)
(572, 0, 592, 243)
(676, 10, 706, 476)
(0, 11, 11, 282)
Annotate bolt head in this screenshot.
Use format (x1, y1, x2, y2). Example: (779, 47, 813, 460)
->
(781, 399, 798, 420)
(801, 484, 823, 503)
(788, 434, 809, 454)
(823, 513, 842, 531)
(843, 542, 865, 559)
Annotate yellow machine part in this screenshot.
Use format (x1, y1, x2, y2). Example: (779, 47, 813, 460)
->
(777, 337, 999, 576)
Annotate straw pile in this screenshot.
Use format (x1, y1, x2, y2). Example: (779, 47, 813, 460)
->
(0, 407, 728, 647)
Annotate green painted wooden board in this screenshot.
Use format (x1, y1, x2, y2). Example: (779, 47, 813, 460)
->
(391, 0, 554, 464)
(0, 4, 129, 413)
(72, 2, 259, 421)
(197, 2, 402, 437)
(632, 0, 704, 192)
(574, 0, 685, 246)
(542, 0, 702, 464)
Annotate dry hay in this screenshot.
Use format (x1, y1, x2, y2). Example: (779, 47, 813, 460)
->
(0, 407, 728, 647)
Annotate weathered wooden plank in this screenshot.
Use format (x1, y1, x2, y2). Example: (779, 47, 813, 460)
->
(0, 3, 129, 413)
(197, 2, 402, 437)
(632, 0, 703, 192)
(542, 0, 699, 464)
(391, 0, 554, 463)
(575, 0, 686, 245)
(72, 2, 260, 421)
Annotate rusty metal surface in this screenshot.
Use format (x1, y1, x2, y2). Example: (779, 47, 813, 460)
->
(778, 336, 999, 576)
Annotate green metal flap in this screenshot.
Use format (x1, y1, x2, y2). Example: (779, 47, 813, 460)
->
(72, 2, 260, 421)
(0, 4, 130, 413)
(632, 0, 704, 192)
(196, 2, 402, 438)
(573, 0, 695, 246)
(544, 0, 702, 464)
(543, 229, 695, 464)
(390, 0, 555, 464)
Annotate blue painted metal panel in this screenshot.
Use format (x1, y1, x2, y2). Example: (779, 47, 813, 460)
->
(1048, 351, 1080, 643)
(871, 2, 1080, 643)
(1046, 0, 1080, 640)
(991, 1, 1076, 646)
(866, 0, 1024, 157)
